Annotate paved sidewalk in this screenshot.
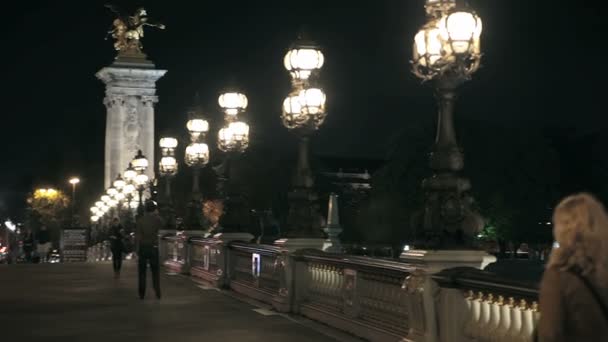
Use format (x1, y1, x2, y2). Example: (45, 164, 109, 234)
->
(0, 262, 340, 341)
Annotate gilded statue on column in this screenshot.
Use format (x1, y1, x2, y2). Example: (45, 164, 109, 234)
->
(105, 5, 165, 57)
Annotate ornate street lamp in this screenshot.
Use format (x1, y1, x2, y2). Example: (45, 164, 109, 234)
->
(123, 163, 137, 184)
(132, 150, 149, 173)
(185, 112, 210, 230)
(131, 150, 149, 216)
(159, 136, 179, 229)
(279, 35, 327, 243)
(215, 89, 252, 234)
(159, 137, 179, 198)
(410, 0, 484, 248)
(113, 175, 126, 192)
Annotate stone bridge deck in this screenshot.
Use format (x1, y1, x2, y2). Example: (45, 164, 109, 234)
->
(0, 262, 356, 341)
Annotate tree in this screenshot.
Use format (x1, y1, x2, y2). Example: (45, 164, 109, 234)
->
(25, 188, 70, 243)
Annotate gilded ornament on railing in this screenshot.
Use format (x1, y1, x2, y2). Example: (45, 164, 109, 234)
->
(105, 5, 165, 57)
(403, 270, 426, 294)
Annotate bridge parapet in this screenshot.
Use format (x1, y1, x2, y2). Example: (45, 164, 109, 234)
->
(155, 240, 541, 342)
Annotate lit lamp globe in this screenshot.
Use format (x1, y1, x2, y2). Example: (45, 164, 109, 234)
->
(95, 201, 104, 209)
(281, 94, 304, 128)
(438, 10, 482, 55)
(130, 200, 139, 210)
(132, 150, 149, 172)
(187, 118, 209, 138)
(101, 195, 111, 204)
(123, 163, 138, 183)
(135, 173, 149, 187)
(90, 207, 99, 215)
(115, 192, 126, 202)
(123, 183, 136, 196)
(107, 187, 118, 197)
(185, 143, 210, 166)
(159, 137, 178, 150)
(113, 175, 126, 191)
(91, 216, 99, 223)
(284, 40, 325, 81)
(229, 121, 249, 142)
(299, 87, 326, 116)
(159, 156, 178, 176)
(413, 21, 443, 71)
(108, 199, 118, 208)
(219, 92, 248, 117)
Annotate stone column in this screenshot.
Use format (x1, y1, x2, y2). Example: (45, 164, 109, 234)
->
(96, 58, 167, 188)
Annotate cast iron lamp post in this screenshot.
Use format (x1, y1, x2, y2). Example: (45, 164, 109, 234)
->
(216, 90, 250, 234)
(159, 137, 179, 199)
(159, 136, 179, 229)
(185, 115, 210, 229)
(131, 150, 149, 217)
(411, 0, 484, 248)
(279, 35, 327, 241)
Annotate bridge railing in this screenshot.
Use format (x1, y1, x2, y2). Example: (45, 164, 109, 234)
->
(432, 268, 539, 342)
(294, 251, 415, 341)
(160, 239, 541, 342)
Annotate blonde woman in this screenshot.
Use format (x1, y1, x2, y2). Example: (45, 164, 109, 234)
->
(538, 193, 608, 341)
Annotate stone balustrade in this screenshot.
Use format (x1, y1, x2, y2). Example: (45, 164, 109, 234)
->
(87, 241, 111, 262)
(432, 267, 539, 342)
(161, 235, 192, 274)
(157, 240, 542, 342)
(294, 252, 415, 341)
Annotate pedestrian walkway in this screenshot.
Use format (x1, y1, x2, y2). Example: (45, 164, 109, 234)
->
(0, 262, 350, 341)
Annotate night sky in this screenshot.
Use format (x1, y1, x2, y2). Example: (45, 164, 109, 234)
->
(0, 1, 604, 218)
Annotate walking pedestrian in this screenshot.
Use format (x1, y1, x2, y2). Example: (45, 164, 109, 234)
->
(135, 200, 162, 300)
(109, 217, 125, 278)
(538, 193, 608, 341)
(36, 226, 51, 263)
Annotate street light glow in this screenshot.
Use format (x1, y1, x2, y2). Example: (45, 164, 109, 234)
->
(4, 220, 16, 232)
(69, 177, 80, 185)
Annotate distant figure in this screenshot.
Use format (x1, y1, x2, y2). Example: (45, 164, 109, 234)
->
(135, 200, 162, 300)
(22, 229, 34, 263)
(108, 217, 125, 278)
(36, 226, 51, 263)
(538, 193, 608, 341)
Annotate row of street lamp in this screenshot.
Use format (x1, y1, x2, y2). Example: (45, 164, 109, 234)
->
(89, 0, 485, 248)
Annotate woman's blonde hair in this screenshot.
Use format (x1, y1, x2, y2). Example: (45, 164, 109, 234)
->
(548, 193, 608, 287)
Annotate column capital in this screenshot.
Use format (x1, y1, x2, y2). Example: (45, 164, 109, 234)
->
(104, 94, 125, 109)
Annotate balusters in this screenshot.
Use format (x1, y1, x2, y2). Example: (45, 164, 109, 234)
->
(487, 296, 505, 340)
(518, 300, 535, 342)
(464, 291, 483, 337)
(504, 299, 524, 341)
(492, 297, 514, 342)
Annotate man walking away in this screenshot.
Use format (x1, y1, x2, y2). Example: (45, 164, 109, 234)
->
(36, 226, 51, 263)
(135, 200, 162, 300)
(109, 218, 125, 278)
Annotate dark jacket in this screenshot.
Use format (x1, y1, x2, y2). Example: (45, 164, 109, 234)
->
(108, 224, 124, 251)
(538, 266, 608, 341)
(23, 233, 34, 251)
(135, 213, 162, 250)
(37, 230, 50, 244)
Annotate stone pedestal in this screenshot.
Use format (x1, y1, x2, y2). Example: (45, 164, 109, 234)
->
(96, 57, 167, 188)
(274, 238, 325, 252)
(400, 249, 496, 274)
(322, 193, 343, 253)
